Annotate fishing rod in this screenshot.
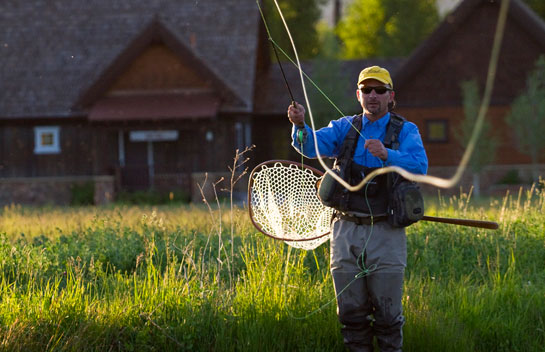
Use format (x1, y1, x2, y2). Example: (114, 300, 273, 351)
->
(271, 36, 296, 105)
(421, 215, 498, 230)
(256, 1, 295, 105)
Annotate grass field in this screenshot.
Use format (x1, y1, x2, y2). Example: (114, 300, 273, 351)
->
(0, 185, 544, 351)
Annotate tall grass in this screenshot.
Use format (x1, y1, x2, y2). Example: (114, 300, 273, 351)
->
(0, 182, 544, 351)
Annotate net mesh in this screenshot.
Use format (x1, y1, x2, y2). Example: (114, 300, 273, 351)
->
(249, 161, 333, 250)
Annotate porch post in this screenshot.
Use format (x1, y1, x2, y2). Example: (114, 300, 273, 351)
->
(147, 141, 154, 189)
(118, 130, 125, 167)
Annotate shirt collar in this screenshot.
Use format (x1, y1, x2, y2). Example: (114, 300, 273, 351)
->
(362, 112, 391, 129)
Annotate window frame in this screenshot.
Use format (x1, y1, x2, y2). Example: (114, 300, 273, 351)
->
(34, 126, 61, 154)
(425, 119, 449, 143)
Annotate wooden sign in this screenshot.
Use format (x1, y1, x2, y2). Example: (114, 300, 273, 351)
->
(129, 130, 178, 142)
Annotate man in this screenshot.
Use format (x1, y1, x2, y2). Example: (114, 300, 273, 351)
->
(287, 66, 427, 352)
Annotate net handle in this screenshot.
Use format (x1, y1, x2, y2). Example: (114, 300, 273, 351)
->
(247, 159, 331, 242)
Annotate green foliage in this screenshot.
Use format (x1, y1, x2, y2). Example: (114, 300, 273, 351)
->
(455, 79, 498, 174)
(1, 189, 545, 350)
(308, 22, 355, 128)
(263, 0, 327, 60)
(523, 0, 545, 19)
(506, 55, 545, 181)
(315, 20, 342, 59)
(498, 169, 523, 185)
(336, 0, 439, 59)
(70, 181, 95, 206)
(116, 190, 190, 205)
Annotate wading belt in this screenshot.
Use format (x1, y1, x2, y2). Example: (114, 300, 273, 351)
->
(338, 214, 388, 225)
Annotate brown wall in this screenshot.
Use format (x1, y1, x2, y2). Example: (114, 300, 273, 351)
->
(109, 117, 247, 192)
(398, 105, 536, 168)
(0, 116, 245, 172)
(0, 121, 116, 178)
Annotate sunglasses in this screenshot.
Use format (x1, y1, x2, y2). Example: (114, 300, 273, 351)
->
(359, 86, 392, 95)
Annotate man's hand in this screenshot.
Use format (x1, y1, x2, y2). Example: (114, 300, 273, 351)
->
(287, 102, 305, 127)
(364, 139, 388, 161)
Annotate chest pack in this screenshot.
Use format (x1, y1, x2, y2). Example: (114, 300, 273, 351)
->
(317, 113, 424, 227)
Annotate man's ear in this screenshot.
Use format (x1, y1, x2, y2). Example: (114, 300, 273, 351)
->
(356, 89, 362, 102)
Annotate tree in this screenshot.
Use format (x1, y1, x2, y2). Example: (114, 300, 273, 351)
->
(263, 0, 327, 60)
(308, 21, 353, 128)
(506, 55, 545, 182)
(454, 80, 498, 196)
(523, 0, 545, 20)
(336, 0, 439, 59)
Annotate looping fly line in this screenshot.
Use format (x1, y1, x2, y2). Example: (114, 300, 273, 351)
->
(269, 0, 511, 192)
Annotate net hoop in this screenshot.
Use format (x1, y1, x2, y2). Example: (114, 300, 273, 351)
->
(248, 160, 333, 243)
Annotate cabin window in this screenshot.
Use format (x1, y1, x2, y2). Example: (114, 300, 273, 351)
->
(34, 126, 61, 154)
(425, 120, 448, 143)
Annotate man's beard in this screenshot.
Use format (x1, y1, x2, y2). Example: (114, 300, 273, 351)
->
(365, 101, 382, 115)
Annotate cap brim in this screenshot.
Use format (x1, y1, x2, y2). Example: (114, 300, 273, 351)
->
(358, 75, 392, 87)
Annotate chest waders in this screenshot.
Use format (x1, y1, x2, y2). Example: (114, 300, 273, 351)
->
(326, 113, 416, 352)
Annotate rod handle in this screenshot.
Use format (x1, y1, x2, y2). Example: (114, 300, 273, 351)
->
(421, 215, 499, 230)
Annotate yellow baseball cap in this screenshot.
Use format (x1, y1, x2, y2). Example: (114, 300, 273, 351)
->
(357, 66, 393, 88)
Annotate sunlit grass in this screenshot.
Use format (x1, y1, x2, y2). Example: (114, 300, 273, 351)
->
(0, 183, 544, 351)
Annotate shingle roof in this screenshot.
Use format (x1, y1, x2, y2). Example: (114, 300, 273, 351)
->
(0, 0, 260, 119)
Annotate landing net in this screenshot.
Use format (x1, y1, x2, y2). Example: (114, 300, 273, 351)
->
(248, 160, 333, 250)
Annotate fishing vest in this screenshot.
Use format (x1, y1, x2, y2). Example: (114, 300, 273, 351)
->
(318, 112, 424, 226)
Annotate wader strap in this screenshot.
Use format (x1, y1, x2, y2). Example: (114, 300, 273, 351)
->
(334, 115, 363, 210)
(384, 112, 405, 150)
(337, 114, 363, 168)
(385, 113, 406, 194)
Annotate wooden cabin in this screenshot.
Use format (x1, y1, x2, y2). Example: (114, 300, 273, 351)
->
(394, 0, 545, 193)
(1, 0, 544, 205)
(0, 0, 258, 204)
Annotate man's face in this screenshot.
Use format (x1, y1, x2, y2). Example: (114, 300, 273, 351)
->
(356, 78, 394, 120)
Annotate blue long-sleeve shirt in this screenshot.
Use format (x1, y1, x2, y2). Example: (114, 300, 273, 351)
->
(291, 112, 428, 175)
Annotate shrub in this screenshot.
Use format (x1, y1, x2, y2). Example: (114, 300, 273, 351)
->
(115, 190, 190, 205)
(70, 181, 95, 205)
(497, 169, 522, 185)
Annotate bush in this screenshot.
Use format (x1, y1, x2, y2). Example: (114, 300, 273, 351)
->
(70, 181, 95, 205)
(115, 190, 190, 205)
(497, 169, 523, 185)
